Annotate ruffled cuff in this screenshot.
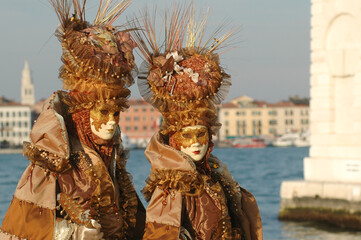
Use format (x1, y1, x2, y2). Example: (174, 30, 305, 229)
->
(23, 142, 71, 173)
(142, 169, 204, 202)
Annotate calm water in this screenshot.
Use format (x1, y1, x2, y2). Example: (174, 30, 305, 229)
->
(1, 147, 360, 239)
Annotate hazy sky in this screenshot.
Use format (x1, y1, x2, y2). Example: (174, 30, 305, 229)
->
(0, 0, 310, 103)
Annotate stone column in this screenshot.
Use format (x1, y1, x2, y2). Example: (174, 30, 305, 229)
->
(279, 0, 361, 229)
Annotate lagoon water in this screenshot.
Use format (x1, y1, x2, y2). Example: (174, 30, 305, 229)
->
(1, 147, 360, 239)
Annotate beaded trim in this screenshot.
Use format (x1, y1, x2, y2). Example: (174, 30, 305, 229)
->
(115, 147, 139, 238)
(69, 151, 92, 172)
(142, 169, 204, 202)
(23, 142, 71, 173)
(209, 156, 245, 239)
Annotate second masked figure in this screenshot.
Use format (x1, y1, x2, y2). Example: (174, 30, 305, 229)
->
(131, 5, 263, 240)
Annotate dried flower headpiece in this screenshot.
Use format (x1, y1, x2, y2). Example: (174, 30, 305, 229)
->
(130, 3, 239, 134)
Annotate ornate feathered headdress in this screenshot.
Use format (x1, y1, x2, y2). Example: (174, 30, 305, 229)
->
(49, 0, 136, 112)
(131, 4, 238, 135)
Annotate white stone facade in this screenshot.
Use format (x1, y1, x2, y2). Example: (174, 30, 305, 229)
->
(281, 180, 361, 203)
(0, 105, 32, 146)
(306, 0, 361, 183)
(281, 0, 361, 212)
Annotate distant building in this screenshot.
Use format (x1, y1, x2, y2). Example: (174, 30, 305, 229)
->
(0, 60, 36, 148)
(0, 96, 12, 105)
(265, 100, 309, 136)
(218, 96, 309, 140)
(0, 102, 32, 147)
(119, 99, 162, 147)
(21, 60, 35, 106)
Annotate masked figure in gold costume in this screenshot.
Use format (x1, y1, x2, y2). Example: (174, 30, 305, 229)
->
(130, 4, 263, 240)
(0, 1, 145, 239)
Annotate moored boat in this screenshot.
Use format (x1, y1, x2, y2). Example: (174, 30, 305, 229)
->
(273, 132, 310, 147)
(233, 138, 266, 148)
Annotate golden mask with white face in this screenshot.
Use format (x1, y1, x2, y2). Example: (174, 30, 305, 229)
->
(89, 104, 120, 140)
(172, 125, 209, 161)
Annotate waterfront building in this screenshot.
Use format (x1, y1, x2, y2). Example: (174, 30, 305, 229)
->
(119, 98, 162, 148)
(280, 0, 361, 229)
(0, 61, 37, 148)
(268, 101, 309, 137)
(21, 61, 35, 106)
(0, 102, 32, 147)
(218, 96, 309, 141)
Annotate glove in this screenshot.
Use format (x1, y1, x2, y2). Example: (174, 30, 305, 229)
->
(74, 219, 104, 240)
(54, 219, 74, 240)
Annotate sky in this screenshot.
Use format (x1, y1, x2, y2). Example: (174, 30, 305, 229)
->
(0, 0, 311, 104)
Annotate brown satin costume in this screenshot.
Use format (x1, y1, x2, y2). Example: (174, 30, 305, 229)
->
(142, 132, 262, 240)
(0, 92, 145, 239)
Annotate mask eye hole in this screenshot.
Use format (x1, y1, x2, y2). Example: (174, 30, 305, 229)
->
(100, 110, 109, 115)
(182, 133, 192, 139)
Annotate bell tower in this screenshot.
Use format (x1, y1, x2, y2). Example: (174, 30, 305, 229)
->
(21, 60, 35, 106)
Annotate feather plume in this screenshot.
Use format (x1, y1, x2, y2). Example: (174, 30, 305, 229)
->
(129, 3, 191, 64)
(164, 3, 191, 53)
(128, 7, 159, 64)
(49, 0, 72, 28)
(186, 6, 209, 50)
(186, 8, 240, 54)
(130, 3, 239, 62)
(49, 0, 131, 28)
(94, 0, 132, 25)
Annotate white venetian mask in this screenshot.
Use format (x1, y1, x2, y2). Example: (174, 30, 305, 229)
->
(178, 125, 209, 162)
(89, 105, 120, 140)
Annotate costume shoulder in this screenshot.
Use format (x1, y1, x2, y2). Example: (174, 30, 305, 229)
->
(23, 91, 72, 173)
(142, 132, 203, 201)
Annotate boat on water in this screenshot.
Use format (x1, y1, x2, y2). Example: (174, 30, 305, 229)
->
(233, 138, 266, 148)
(294, 131, 310, 147)
(272, 133, 299, 147)
(273, 132, 310, 147)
